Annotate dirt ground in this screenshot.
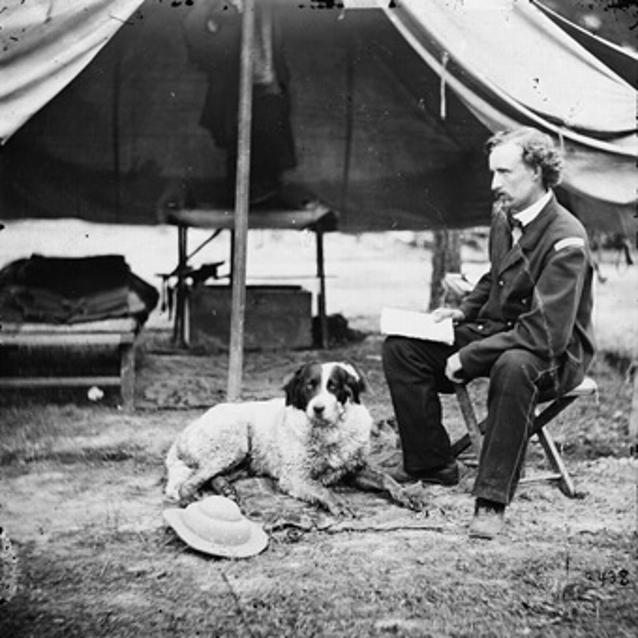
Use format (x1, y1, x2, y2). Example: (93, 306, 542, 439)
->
(0, 328, 636, 637)
(0, 229, 636, 636)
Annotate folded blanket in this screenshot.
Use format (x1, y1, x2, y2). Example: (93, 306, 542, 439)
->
(0, 255, 158, 325)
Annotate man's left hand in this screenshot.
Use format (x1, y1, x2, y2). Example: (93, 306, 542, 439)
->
(445, 353, 465, 383)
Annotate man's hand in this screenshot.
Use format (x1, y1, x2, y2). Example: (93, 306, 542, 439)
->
(432, 307, 465, 324)
(445, 353, 465, 383)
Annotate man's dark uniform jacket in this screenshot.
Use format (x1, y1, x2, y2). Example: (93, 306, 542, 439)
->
(457, 193, 595, 395)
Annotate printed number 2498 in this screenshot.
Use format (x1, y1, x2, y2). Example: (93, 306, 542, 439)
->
(584, 568, 630, 586)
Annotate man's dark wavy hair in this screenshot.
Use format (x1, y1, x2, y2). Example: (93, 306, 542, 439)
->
(486, 127, 564, 188)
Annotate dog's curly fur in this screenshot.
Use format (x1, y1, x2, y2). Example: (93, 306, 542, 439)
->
(165, 361, 422, 515)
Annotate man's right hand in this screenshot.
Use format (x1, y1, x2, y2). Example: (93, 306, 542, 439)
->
(432, 307, 465, 323)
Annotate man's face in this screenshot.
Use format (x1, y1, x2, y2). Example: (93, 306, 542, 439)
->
(488, 141, 542, 213)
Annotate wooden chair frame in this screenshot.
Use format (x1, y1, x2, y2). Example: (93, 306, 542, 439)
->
(451, 377, 598, 497)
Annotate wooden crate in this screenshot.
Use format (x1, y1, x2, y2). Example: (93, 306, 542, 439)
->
(188, 285, 312, 351)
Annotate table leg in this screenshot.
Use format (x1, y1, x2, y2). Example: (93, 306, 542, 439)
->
(174, 224, 189, 347)
(316, 228, 327, 348)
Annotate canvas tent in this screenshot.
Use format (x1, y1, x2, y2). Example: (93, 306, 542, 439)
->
(532, 0, 638, 91)
(1, 0, 636, 234)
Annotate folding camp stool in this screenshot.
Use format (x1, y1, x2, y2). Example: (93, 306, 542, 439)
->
(450, 376, 598, 497)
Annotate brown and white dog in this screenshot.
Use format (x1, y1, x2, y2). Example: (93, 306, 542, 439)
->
(165, 361, 423, 515)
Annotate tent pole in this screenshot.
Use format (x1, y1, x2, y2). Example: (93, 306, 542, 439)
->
(227, 0, 255, 401)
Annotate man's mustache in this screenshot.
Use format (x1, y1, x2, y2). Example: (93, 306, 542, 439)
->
(492, 192, 510, 215)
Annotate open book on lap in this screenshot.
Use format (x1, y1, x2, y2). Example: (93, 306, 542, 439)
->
(380, 307, 454, 345)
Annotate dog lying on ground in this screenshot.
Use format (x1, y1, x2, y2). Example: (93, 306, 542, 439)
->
(165, 361, 424, 515)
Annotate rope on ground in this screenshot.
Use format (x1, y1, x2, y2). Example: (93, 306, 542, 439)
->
(323, 519, 444, 534)
(221, 569, 256, 638)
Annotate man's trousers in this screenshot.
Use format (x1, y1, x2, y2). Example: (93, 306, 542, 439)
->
(382, 326, 566, 504)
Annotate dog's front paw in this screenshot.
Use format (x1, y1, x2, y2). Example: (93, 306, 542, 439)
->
(210, 476, 240, 503)
(323, 493, 356, 518)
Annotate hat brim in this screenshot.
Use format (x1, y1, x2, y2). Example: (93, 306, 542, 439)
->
(163, 508, 269, 559)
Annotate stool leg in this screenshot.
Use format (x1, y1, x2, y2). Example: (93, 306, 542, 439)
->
(536, 427, 576, 497)
(454, 384, 482, 457)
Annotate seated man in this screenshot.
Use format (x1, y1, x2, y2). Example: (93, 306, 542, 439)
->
(382, 127, 595, 539)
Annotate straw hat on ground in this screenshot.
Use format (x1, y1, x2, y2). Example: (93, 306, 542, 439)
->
(163, 495, 268, 558)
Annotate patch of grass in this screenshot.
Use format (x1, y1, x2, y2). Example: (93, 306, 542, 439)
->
(0, 443, 144, 468)
(0, 404, 104, 443)
(546, 356, 634, 460)
(3, 528, 636, 638)
(0, 404, 183, 471)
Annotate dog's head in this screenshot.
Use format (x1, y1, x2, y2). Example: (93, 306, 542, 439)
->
(284, 361, 366, 424)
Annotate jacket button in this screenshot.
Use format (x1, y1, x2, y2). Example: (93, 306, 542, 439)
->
(498, 280, 504, 287)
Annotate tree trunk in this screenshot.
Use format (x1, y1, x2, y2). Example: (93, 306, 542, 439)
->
(429, 229, 462, 311)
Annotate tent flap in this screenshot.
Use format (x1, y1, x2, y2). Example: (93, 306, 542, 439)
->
(0, 0, 145, 144)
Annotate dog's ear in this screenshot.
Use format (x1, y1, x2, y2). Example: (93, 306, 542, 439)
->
(337, 362, 367, 404)
(283, 363, 314, 410)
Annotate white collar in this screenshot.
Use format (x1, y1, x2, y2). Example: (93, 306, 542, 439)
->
(512, 190, 552, 227)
